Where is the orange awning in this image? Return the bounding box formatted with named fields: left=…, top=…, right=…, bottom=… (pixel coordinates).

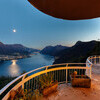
left=28, top=0, right=100, bottom=20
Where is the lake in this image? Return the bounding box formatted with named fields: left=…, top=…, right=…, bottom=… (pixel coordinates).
left=0, top=53, right=54, bottom=77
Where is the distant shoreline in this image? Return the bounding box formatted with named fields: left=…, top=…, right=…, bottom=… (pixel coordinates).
left=0, top=53, right=38, bottom=61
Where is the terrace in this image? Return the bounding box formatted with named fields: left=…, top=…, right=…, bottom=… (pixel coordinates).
left=0, top=56, right=100, bottom=100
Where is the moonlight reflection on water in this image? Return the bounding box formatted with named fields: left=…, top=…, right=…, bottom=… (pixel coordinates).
left=9, top=60, right=20, bottom=77
left=0, top=53, right=54, bottom=77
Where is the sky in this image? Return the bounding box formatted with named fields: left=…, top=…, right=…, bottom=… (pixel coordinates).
left=0, top=0, right=100, bottom=49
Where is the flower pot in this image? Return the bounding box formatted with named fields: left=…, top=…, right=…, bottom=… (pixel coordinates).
left=70, top=75, right=91, bottom=88
left=42, top=82, right=58, bottom=96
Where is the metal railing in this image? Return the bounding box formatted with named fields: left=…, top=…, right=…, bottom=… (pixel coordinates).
left=87, top=55, right=100, bottom=65
left=0, top=58, right=95, bottom=100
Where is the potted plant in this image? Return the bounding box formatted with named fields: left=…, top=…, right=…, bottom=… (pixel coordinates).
left=39, top=73, right=58, bottom=96
left=10, top=88, right=42, bottom=100
left=70, top=71, right=91, bottom=88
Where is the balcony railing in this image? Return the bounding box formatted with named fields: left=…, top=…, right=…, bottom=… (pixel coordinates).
left=87, top=55, right=100, bottom=64
left=1, top=55, right=99, bottom=100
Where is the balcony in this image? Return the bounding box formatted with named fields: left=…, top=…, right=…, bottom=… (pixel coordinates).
left=0, top=56, right=100, bottom=100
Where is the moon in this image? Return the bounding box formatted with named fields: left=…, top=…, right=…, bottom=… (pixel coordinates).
left=13, top=29, right=16, bottom=33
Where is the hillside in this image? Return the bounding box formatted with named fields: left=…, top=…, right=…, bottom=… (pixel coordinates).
left=54, top=40, right=100, bottom=64
left=0, top=42, right=39, bottom=55
left=40, top=45, right=69, bottom=56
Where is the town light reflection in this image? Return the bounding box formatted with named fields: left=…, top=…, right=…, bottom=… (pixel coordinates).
left=9, top=60, right=20, bottom=77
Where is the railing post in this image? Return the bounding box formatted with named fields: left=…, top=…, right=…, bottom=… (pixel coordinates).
left=22, top=74, right=26, bottom=89
left=90, top=65, right=92, bottom=78
left=46, top=66, right=48, bottom=75
left=95, top=56, right=96, bottom=64
left=90, top=57, right=92, bottom=63
left=91, top=57, right=93, bottom=63
left=66, top=64, right=68, bottom=83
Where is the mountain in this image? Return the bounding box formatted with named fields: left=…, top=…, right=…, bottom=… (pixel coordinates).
left=0, top=42, right=39, bottom=55
left=54, top=40, right=100, bottom=64
left=40, top=45, right=69, bottom=56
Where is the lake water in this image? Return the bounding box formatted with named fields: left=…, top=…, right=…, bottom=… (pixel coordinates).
left=0, top=53, right=54, bottom=77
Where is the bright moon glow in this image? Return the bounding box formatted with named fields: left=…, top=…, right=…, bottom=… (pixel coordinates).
left=9, top=60, right=20, bottom=77
left=13, top=29, right=16, bottom=33
left=12, top=60, right=17, bottom=65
